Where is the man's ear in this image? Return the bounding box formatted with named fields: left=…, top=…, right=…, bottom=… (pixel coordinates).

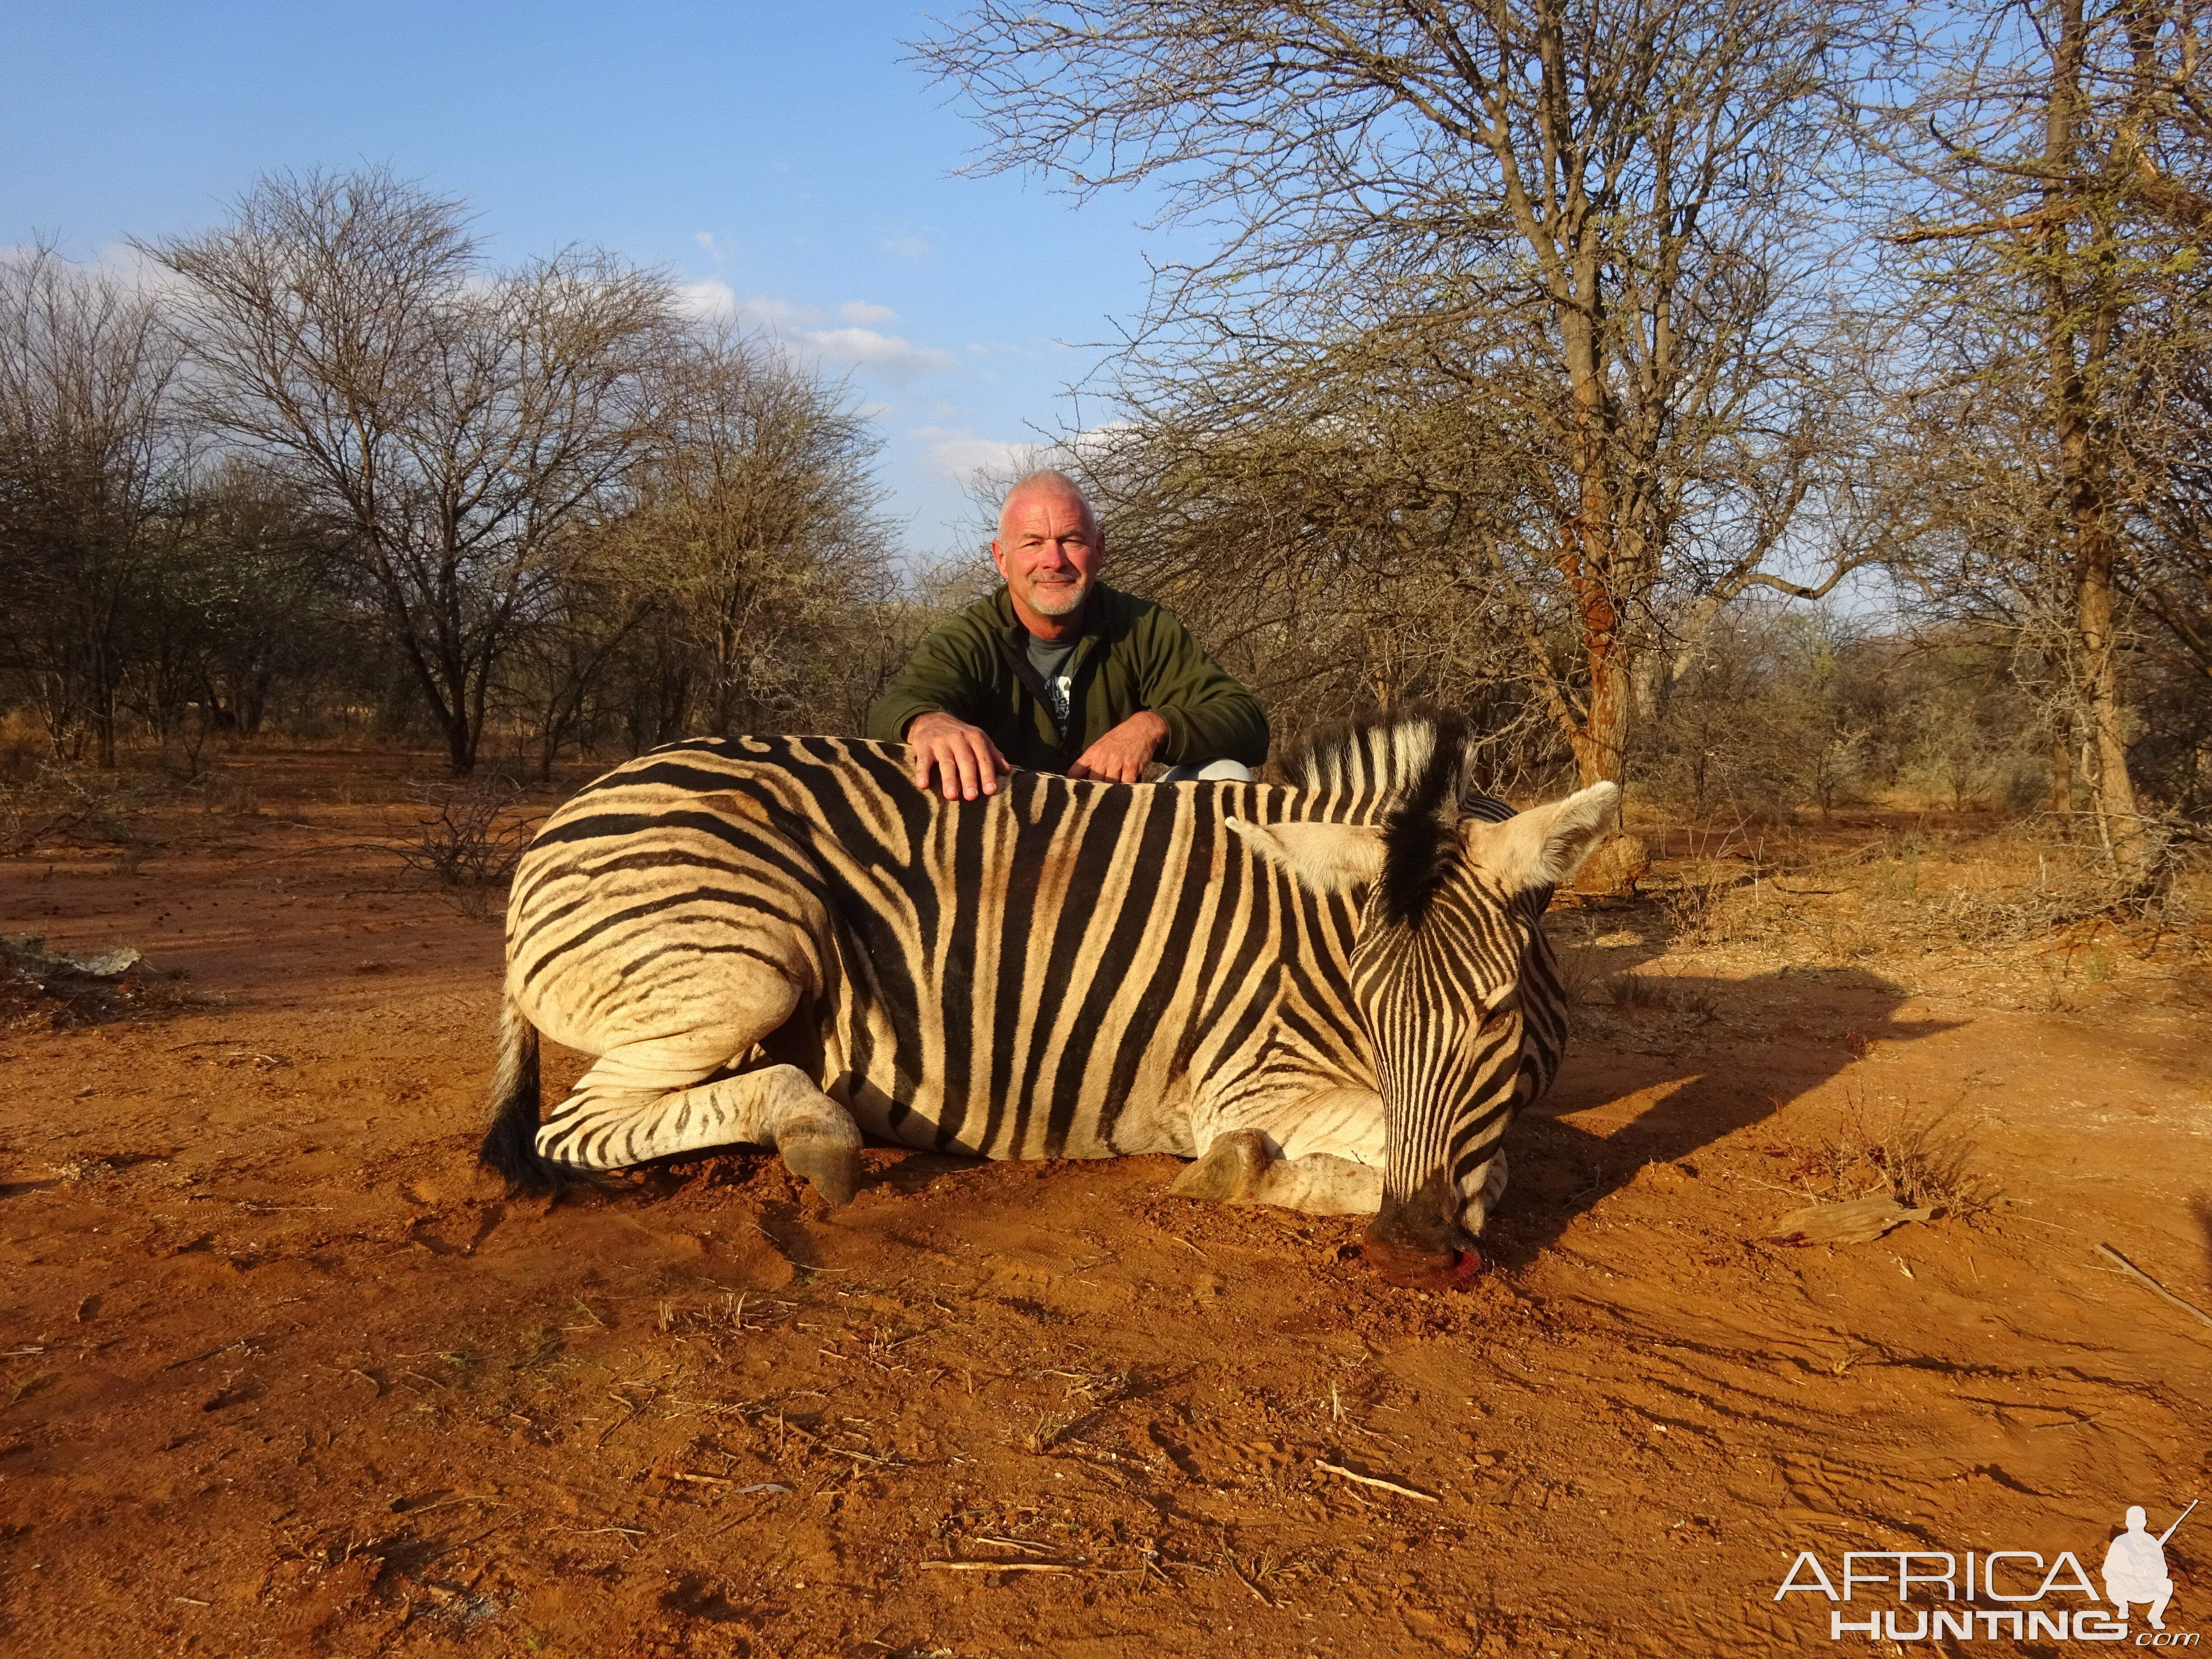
left=1227, top=818, right=1386, bottom=895
left=1467, top=783, right=1620, bottom=890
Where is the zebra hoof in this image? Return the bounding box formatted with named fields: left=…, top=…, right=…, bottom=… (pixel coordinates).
left=782, top=1139, right=858, bottom=1207
left=1169, top=1128, right=1269, bottom=1204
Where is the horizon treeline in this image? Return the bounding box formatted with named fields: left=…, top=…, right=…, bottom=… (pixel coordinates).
left=5, top=0, right=2211, bottom=888
left=0, top=171, right=914, bottom=786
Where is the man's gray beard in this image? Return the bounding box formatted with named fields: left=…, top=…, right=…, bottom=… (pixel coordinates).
left=1028, top=577, right=1087, bottom=617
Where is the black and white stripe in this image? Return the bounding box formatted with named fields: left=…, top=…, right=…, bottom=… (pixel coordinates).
left=481, top=710, right=1615, bottom=1279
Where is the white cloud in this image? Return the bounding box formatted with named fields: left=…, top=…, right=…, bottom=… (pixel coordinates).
left=675, top=284, right=956, bottom=384
left=906, top=420, right=1138, bottom=492
left=807, top=326, right=959, bottom=380
left=884, top=234, right=933, bottom=262
left=912, top=425, right=1033, bottom=483
left=677, top=277, right=742, bottom=321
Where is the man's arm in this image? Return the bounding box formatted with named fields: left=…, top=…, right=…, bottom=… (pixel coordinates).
left=866, top=620, right=981, bottom=744
left=866, top=618, right=1012, bottom=799
left=1131, top=607, right=1270, bottom=768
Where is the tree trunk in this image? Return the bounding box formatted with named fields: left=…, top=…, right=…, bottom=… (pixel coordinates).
left=89, top=633, right=117, bottom=769
left=1570, top=636, right=1634, bottom=787
left=1558, top=496, right=1635, bottom=787
left=2043, top=0, right=2151, bottom=884
left=2075, top=539, right=2148, bottom=873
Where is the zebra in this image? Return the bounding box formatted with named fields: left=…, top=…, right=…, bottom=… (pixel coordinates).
left=481, top=709, right=1617, bottom=1289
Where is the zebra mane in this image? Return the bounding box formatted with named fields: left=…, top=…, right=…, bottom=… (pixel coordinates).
left=1279, top=708, right=1471, bottom=924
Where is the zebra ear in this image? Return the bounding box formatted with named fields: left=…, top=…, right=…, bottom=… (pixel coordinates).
left=1470, top=783, right=1621, bottom=890
left=1226, top=817, right=1387, bottom=895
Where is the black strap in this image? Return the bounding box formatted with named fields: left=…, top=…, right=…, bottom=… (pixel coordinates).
left=995, top=623, right=1098, bottom=767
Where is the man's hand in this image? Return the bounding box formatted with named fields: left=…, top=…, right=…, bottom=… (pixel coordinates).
left=906, top=711, right=1011, bottom=801
left=1068, top=710, right=1170, bottom=783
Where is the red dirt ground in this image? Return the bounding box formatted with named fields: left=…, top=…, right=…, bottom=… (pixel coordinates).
left=2, top=753, right=2208, bottom=1658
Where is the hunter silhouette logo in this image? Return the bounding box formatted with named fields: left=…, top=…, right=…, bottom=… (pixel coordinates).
left=2107, top=1502, right=2196, bottom=1632
left=1773, top=1497, right=2199, bottom=1643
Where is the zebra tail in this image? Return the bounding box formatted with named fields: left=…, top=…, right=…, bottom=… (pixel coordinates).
left=478, top=988, right=562, bottom=1193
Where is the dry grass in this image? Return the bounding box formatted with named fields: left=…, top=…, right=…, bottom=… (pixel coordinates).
left=1020, top=1411, right=1073, bottom=1454
left=1627, top=809, right=2210, bottom=986
left=1772, top=1098, right=2001, bottom=1218
left=0, top=764, right=145, bottom=858
left=1550, top=914, right=1612, bottom=1006
left=1603, top=970, right=1720, bottom=1026
left=1606, top=970, right=1662, bottom=1010
left=1873, top=1116, right=2001, bottom=1216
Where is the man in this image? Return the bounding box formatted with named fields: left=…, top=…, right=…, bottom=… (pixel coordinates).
left=867, top=469, right=1268, bottom=799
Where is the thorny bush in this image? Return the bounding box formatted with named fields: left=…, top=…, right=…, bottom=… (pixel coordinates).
left=387, top=777, right=539, bottom=919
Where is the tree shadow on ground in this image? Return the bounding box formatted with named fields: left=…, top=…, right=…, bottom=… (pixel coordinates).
left=1482, top=964, right=1966, bottom=1269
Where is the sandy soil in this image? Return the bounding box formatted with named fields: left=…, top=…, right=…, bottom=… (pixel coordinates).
left=2, top=753, right=2209, bottom=1658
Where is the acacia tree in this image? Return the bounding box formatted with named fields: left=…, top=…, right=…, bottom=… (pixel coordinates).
left=623, top=330, right=898, bottom=738
left=917, top=0, right=1884, bottom=785
left=0, top=245, right=181, bottom=766
left=146, top=168, right=678, bottom=773
left=500, top=331, right=904, bottom=771
left=2131, top=342, right=2212, bottom=685
left=1049, top=348, right=1568, bottom=773
left=2123, top=265, right=2212, bottom=820
left=1879, top=0, right=2212, bottom=881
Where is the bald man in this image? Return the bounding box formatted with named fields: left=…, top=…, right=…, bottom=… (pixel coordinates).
left=867, top=469, right=1269, bottom=799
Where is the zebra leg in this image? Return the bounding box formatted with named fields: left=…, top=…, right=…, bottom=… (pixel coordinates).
left=1170, top=1089, right=1386, bottom=1216
left=537, top=1041, right=862, bottom=1204
left=1170, top=1128, right=1381, bottom=1214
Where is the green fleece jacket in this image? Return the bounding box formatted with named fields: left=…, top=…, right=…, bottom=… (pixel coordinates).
left=866, top=584, right=1269, bottom=773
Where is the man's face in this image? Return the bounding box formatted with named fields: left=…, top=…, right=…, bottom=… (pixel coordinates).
left=992, top=487, right=1103, bottom=622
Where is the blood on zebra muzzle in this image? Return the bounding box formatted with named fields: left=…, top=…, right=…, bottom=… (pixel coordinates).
left=1362, top=1168, right=1485, bottom=1290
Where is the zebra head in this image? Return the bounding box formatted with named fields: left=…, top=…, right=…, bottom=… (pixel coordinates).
left=1230, top=718, right=1618, bottom=1289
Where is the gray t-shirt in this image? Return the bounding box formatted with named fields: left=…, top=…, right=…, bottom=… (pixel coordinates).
left=1026, top=631, right=1079, bottom=735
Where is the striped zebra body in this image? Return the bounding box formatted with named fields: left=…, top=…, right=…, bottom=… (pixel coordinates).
left=487, top=712, right=1617, bottom=1288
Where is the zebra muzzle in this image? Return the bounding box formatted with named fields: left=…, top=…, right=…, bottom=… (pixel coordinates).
left=1363, top=1170, right=1481, bottom=1291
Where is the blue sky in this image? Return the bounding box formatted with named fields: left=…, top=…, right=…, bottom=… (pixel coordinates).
left=2, top=0, right=1186, bottom=557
